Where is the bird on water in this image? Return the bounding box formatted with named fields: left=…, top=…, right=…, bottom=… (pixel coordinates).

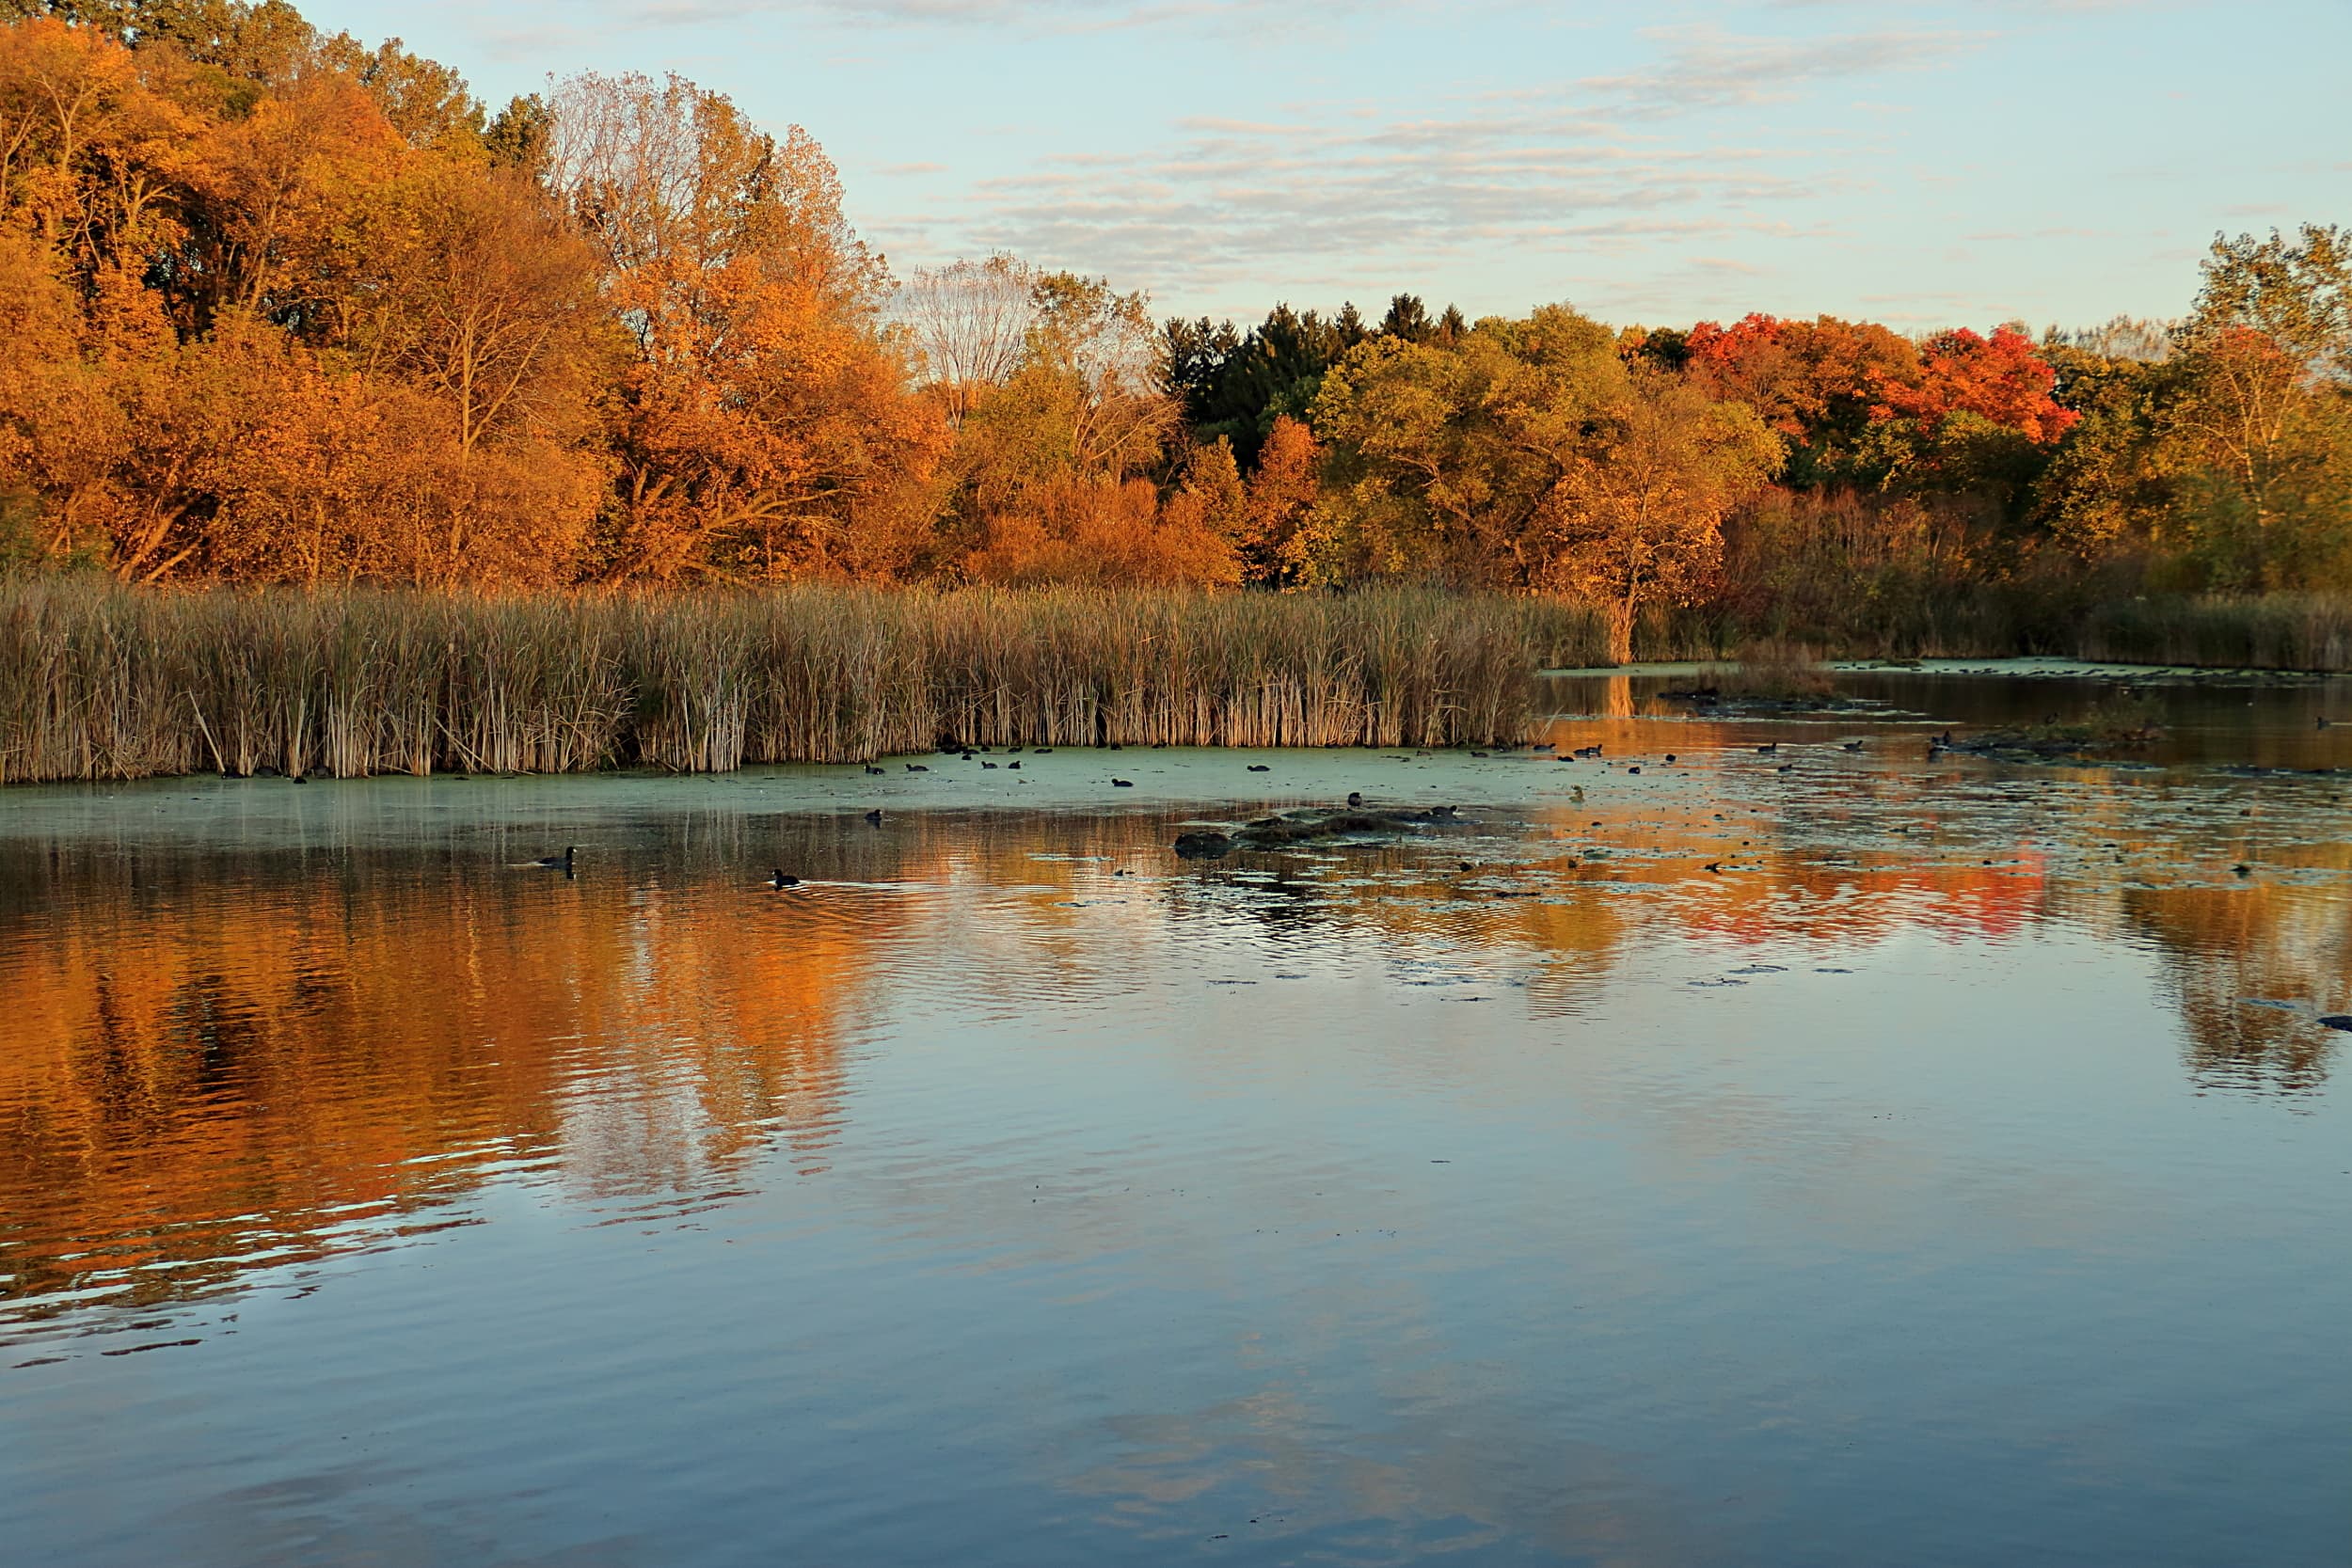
left=865, top=809, right=883, bottom=825
left=771, top=869, right=800, bottom=889
left=532, top=847, right=576, bottom=871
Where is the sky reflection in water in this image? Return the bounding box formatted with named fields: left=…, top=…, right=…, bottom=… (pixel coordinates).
left=1, top=676, right=2348, bottom=1567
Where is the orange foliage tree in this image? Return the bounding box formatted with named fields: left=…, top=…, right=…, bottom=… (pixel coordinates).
left=549, top=71, right=941, bottom=582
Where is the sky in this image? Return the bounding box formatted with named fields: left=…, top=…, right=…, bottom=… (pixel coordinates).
left=294, top=0, right=2352, bottom=332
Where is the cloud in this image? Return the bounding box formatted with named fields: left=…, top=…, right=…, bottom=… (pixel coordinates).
left=575, top=0, right=1481, bottom=39
left=871, top=26, right=1961, bottom=309
left=1576, top=24, right=1983, bottom=115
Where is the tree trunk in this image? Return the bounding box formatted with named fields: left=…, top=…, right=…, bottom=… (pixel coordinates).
left=1606, top=596, right=1636, bottom=666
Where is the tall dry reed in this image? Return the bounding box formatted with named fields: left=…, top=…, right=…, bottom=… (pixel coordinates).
left=0, top=581, right=1609, bottom=784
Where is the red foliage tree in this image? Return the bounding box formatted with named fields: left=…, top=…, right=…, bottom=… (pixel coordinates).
left=1870, top=326, right=2078, bottom=443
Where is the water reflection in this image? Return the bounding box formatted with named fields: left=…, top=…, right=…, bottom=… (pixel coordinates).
left=3, top=737, right=2344, bottom=1334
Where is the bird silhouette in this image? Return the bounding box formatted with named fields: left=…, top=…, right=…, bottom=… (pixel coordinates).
left=1111, top=778, right=1135, bottom=787
left=1248, top=764, right=1270, bottom=772
left=865, top=809, right=883, bottom=825
left=1756, top=742, right=1778, bottom=754
left=1346, top=791, right=1364, bottom=807
left=864, top=765, right=885, bottom=775
left=771, top=869, right=799, bottom=889
left=905, top=763, right=929, bottom=772
left=532, top=847, right=575, bottom=871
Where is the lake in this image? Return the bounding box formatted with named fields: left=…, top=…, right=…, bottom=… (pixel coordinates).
left=3, top=664, right=2348, bottom=1566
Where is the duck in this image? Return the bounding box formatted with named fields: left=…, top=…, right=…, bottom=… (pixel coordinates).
left=1247, top=764, right=1271, bottom=772
left=1663, top=753, right=1677, bottom=764
left=864, top=765, right=886, bottom=776
left=1346, top=791, right=1364, bottom=807
left=865, top=809, right=883, bottom=825
left=1007, top=761, right=1021, bottom=769
left=771, top=869, right=800, bottom=889
left=532, top=847, right=576, bottom=871
left=905, top=763, right=929, bottom=772
left=1756, top=742, right=1778, bottom=755
left=1111, top=778, right=1135, bottom=787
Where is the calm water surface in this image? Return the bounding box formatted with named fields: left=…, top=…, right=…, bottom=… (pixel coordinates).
left=3, top=671, right=2349, bottom=1567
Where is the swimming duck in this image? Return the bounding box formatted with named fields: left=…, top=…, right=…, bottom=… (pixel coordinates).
left=532, top=847, right=576, bottom=871
left=771, top=869, right=800, bottom=889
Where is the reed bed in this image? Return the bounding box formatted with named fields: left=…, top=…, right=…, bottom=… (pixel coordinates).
left=1639, top=590, right=2352, bottom=670
left=0, top=581, right=1609, bottom=784
left=2077, top=595, right=2352, bottom=672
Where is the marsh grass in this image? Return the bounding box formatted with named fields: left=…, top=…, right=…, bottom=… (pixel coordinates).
left=1644, top=587, right=2352, bottom=670
left=0, top=582, right=1609, bottom=784
left=2078, top=595, right=2352, bottom=672
left=1698, top=638, right=1837, bottom=701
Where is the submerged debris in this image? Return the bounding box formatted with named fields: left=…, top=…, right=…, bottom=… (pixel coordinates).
left=1172, top=805, right=1469, bottom=860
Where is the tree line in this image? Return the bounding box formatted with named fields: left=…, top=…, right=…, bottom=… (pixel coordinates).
left=1, top=2, right=2346, bottom=653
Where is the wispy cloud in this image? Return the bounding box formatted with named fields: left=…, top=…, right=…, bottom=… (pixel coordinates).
left=1578, top=24, right=1982, bottom=114
left=574, top=0, right=1483, bottom=39
left=876, top=25, right=1964, bottom=307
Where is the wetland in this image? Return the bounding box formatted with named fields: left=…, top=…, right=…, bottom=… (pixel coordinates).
left=2, top=663, right=2348, bottom=1567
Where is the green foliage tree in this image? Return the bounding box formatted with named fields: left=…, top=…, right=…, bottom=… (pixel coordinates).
left=1311, top=305, right=1777, bottom=654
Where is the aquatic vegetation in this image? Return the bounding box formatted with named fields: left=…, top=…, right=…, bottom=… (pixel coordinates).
left=1702, top=638, right=1838, bottom=701
left=0, top=580, right=1607, bottom=783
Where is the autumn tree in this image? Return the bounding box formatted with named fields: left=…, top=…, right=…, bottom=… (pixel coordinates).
left=1536, top=370, right=1779, bottom=660
left=1313, top=306, right=1775, bottom=654
left=1235, top=414, right=1321, bottom=587
left=2148, top=225, right=2352, bottom=587
left=548, top=70, right=939, bottom=580
left=1311, top=305, right=1623, bottom=585
left=899, top=253, right=1035, bottom=427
